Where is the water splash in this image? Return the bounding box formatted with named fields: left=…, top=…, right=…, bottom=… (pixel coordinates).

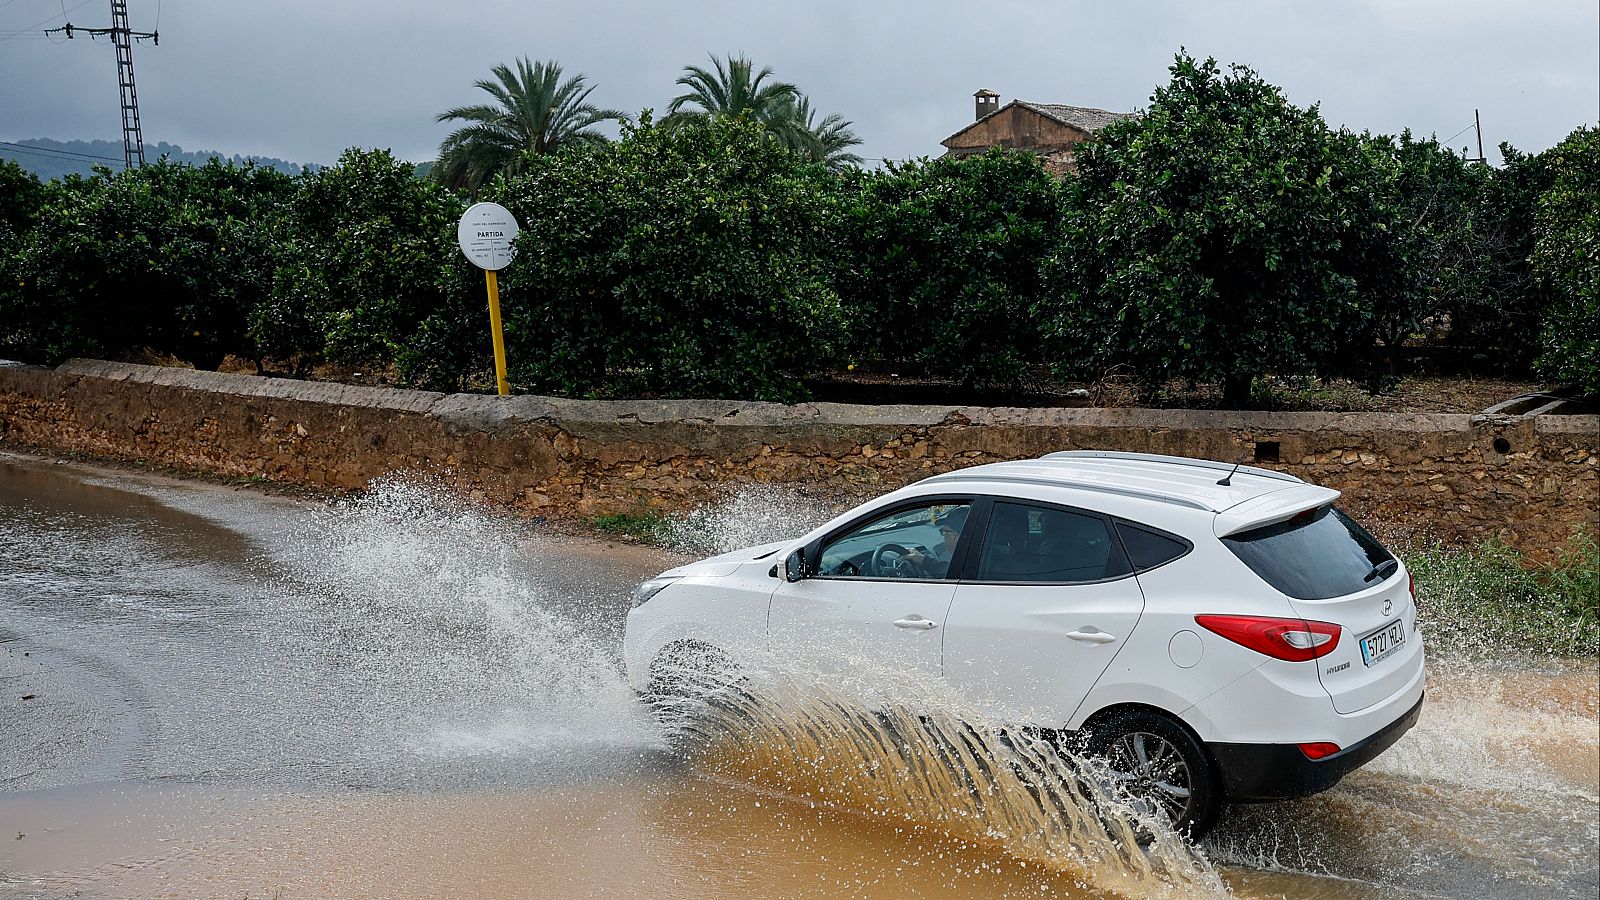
left=1205, top=662, right=1600, bottom=897
left=657, top=484, right=838, bottom=556
left=653, top=663, right=1230, bottom=899
left=1394, top=534, right=1599, bottom=661
left=291, top=479, right=1228, bottom=894
left=1370, top=660, right=1599, bottom=798
left=266, top=475, right=658, bottom=773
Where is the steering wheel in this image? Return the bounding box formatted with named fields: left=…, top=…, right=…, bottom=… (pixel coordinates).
left=870, top=542, right=918, bottom=578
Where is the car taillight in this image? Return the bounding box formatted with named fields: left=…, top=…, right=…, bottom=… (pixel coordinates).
left=1194, top=614, right=1342, bottom=662
left=1409, top=573, right=1418, bottom=610
left=1298, top=741, right=1342, bottom=760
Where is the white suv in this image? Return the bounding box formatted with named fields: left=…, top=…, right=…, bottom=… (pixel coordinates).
left=623, top=451, right=1425, bottom=836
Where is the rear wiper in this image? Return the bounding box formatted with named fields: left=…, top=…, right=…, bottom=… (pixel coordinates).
left=1363, top=558, right=1400, bottom=583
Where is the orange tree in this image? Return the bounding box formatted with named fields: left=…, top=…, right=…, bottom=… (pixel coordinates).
left=835, top=149, right=1061, bottom=390
left=0, top=161, right=48, bottom=357
left=251, top=148, right=469, bottom=379
left=3, top=159, right=293, bottom=369
left=1531, top=126, right=1600, bottom=393
left=488, top=113, right=843, bottom=401
left=1337, top=131, right=1498, bottom=390
left=1043, top=54, right=1385, bottom=404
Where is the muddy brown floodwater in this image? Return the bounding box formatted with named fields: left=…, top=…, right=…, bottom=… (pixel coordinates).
left=0, top=452, right=1595, bottom=899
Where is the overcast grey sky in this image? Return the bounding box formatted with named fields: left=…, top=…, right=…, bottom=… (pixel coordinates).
left=2, top=1, right=1596, bottom=167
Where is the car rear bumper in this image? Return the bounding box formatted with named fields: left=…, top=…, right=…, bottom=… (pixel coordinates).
left=1207, top=692, right=1424, bottom=801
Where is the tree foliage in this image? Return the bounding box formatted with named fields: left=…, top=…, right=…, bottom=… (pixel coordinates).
left=433, top=58, right=625, bottom=194
left=1530, top=126, right=1600, bottom=392
left=252, top=148, right=471, bottom=380
left=669, top=55, right=862, bottom=173
left=489, top=114, right=844, bottom=400
left=774, top=96, right=864, bottom=172
left=1043, top=54, right=1376, bottom=403
left=668, top=55, right=800, bottom=126
left=2, top=160, right=293, bottom=369
left=838, top=150, right=1060, bottom=388
left=0, top=160, right=45, bottom=237
left=1337, top=131, right=1494, bottom=388
left=1459, top=142, right=1559, bottom=368
left=0, top=161, right=47, bottom=357
left=1, top=54, right=1593, bottom=406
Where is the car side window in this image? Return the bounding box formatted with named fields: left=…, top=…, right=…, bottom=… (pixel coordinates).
left=1115, top=521, right=1192, bottom=571
left=975, top=501, right=1126, bottom=583
left=817, top=502, right=973, bottom=580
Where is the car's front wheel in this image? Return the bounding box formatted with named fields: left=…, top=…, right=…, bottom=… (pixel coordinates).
left=1081, top=708, right=1220, bottom=839
left=645, top=640, right=740, bottom=704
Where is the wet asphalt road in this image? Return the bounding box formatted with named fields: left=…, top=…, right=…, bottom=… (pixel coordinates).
left=1, top=453, right=1596, bottom=899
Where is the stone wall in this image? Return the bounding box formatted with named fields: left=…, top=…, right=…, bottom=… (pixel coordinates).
left=1, top=360, right=1595, bottom=556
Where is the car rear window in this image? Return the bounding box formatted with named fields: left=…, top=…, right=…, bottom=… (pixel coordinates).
left=1222, top=505, right=1396, bottom=600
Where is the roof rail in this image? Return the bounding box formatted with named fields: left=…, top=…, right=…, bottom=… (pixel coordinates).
left=1041, top=450, right=1304, bottom=484
left=921, top=471, right=1214, bottom=512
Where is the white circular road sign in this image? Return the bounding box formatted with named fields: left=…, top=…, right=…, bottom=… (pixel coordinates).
left=456, top=202, right=521, bottom=271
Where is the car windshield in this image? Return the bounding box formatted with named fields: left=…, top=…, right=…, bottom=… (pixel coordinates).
left=1222, top=505, right=1396, bottom=600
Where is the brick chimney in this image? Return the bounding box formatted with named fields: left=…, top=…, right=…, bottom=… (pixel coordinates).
left=974, top=89, right=1000, bottom=121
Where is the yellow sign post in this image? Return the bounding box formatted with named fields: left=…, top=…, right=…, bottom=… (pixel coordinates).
left=456, top=202, right=521, bottom=397
left=484, top=270, right=510, bottom=396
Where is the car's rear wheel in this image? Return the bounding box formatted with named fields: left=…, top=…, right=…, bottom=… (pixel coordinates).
left=1081, top=708, right=1220, bottom=839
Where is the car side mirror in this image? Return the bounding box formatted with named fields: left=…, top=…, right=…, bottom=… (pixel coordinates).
left=784, top=548, right=808, bottom=582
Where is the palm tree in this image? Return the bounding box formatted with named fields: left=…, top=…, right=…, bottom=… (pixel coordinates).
left=778, top=96, right=864, bottom=171
left=667, top=55, right=799, bottom=127
left=669, top=56, right=863, bottom=171
left=434, top=58, right=625, bottom=192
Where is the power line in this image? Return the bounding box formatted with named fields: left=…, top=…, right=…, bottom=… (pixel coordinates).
left=0, top=140, right=127, bottom=164
left=0, top=0, right=95, bottom=40
left=1440, top=122, right=1476, bottom=146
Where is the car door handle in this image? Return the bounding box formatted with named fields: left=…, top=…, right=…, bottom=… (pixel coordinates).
left=1066, top=629, right=1117, bottom=644
left=894, top=617, right=939, bottom=630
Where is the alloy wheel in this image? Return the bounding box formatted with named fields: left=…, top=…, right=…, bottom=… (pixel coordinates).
left=1105, top=730, right=1194, bottom=824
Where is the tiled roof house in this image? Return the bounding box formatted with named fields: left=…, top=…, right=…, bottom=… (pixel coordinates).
left=941, top=89, right=1134, bottom=174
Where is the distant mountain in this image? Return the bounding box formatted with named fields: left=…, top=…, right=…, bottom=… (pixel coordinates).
left=0, top=138, right=321, bottom=181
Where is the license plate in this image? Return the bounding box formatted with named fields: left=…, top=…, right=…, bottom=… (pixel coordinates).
left=1359, top=619, right=1406, bottom=667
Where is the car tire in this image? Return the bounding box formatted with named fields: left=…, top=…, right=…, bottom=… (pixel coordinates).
left=645, top=641, right=744, bottom=706
left=1080, top=708, right=1221, bottom=840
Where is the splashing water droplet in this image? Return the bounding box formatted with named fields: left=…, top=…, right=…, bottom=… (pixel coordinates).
left=649, top=657, right=1230, bottom=899
left=658, top=484, right=839, bottom=556
left=265, top=475, right=660, bottom=781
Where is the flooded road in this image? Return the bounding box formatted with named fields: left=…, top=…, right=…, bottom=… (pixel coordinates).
left=1, top=453, right=1595, bottom=899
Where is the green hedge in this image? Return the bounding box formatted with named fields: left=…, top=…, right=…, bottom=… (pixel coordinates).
left=837, top=151, right=1061, bottom=389
left=1, top=56, right=1595, bottom=400
left=1530, top=127, right=1600, bottom=394
left=488, top=115, right=843, bottom=401
left=2, top=159, right=293, bottom=370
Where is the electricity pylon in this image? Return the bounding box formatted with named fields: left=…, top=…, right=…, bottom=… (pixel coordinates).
left=45, top=1, right=160, bottom=169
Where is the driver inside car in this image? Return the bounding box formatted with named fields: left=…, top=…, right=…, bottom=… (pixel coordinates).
left=902, top=506, right=968, bottom=577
